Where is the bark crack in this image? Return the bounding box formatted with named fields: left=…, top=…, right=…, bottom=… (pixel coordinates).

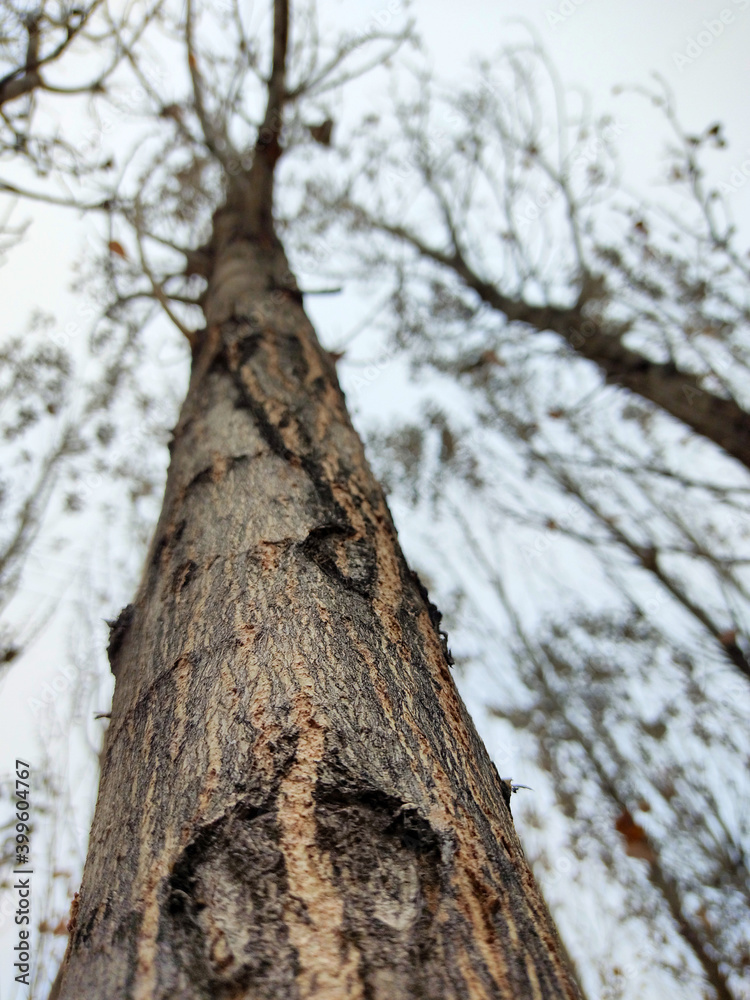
left=106, top=603, right=136, bottom=675
left=224, top=360, right=296, bottom=464
left=298, top=522, right=377, bottom=599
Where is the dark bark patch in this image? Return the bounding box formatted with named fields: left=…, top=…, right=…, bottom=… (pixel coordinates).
left=70, top=897, right=97, bottom=949
left=235, top=331, right=263, bottom=368
left=299, top=522, right=377, bottom=598
left=227, top=367, right=295, bottom=464
left=268, top=282, right=304, bottom=305
left=173, top=559, right=198, bottom=594
left=185, top=465, right=216, bottom=492
left=408, top=570, right=454, bottom=666
left=106, top=603, right=135, bottom=673
left=279, top=332, right=309, bottom=383
left=313, top=782, right=448, bottom=997
left=150, top=533, right=168, bottom=569
left=162, top=798, right=299, bottom=999
left=298, top=454, right=340, bottom=510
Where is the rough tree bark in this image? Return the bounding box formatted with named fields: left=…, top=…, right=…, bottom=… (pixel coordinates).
left=54, top=3, right=581, bottom=997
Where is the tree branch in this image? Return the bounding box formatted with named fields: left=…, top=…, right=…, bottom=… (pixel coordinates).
left=349, top=199, right=750, bottom=472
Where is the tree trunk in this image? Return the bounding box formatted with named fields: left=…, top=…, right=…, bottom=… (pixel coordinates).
left=54, top=182, right=581, bottom=997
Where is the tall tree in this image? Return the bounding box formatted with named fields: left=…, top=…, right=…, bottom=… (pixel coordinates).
left=53, top=4, right=580, bottom=997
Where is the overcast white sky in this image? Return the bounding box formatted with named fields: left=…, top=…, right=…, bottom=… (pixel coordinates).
left=0, top=0, right=748, bottom=995
left=419, top=0, right=750, bottom=207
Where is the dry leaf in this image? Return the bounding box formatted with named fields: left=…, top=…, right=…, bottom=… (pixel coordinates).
left=615, top=809, right=655, bottom=862
left=108, top=240, right=127, bottom=259
left=625, top=839, right=656, bottom=863
left=479, top=349, right=503, bottom=367
left=160, top=103, right=182, bottom=122
left=309, top=118, right=334, bottom=146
